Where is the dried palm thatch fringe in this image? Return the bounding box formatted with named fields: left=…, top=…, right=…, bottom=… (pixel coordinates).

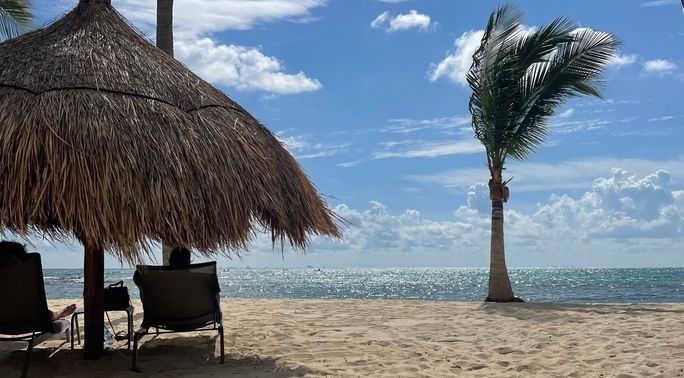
left=0, top=0, right=341, bottom=264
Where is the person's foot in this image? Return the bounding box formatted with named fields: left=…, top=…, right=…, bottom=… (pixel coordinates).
left=50, top=304, right=77, bottom=320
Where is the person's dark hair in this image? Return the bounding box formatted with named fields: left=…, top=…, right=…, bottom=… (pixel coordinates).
left=169, top=247, right=191, bottom=266
left=0, top=240, right=28, bottom=265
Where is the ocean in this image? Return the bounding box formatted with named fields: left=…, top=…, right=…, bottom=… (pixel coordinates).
left=42, top=267, right=684, bottom=303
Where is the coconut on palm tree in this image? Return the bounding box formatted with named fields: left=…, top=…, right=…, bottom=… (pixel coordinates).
left=0, top=0, right=32, bottom=40
left=467, top=4, right=619, bottom=302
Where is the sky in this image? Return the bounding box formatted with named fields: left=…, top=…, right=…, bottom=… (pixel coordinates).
left=17, top=0, right=684, bottom=268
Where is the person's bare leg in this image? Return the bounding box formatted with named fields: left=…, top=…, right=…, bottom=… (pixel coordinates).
left=49, top=304, right=77, bottom=321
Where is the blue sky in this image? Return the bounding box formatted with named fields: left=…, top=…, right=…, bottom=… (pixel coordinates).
left=22, top=0, right=684, bottom=268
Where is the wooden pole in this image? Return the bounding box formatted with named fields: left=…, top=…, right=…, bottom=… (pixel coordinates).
left=83, top=242, right=104, bottom=359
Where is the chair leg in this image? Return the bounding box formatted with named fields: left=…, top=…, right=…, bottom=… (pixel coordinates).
left=127, top=311, right=133, bottom=350
left=130, top=332, right=140, bottom=372
left=218, top=326, right=225, bottom=364
left=75, top=314, right=81, bottom=346
left=21, top=334, right=35, bottom=378
left=131, top=329, right=148, bottom=372
left=70, top=315, right=75, bottom=350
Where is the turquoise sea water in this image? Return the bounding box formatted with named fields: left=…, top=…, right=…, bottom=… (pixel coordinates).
left=43, top=267, right=684, bottom=303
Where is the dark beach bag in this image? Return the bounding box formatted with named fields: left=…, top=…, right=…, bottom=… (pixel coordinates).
left=104, top=281, right=130, bottom=311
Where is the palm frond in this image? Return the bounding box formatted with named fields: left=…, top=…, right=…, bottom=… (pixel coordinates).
left=504, top=28, right=620, bottom=160
left=0, top=0, right=32, bottom=40
left=468, top=4, right=620, bottom=166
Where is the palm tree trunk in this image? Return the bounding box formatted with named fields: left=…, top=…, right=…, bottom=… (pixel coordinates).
left=486, top=172, right=518, bottom=302
left=156, top=0, right=174, bottom=56
left=157, top=0, right=174, bottom=264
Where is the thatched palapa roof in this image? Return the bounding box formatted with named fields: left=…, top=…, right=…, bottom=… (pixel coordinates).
left=0, top=0, right=340, bottom=262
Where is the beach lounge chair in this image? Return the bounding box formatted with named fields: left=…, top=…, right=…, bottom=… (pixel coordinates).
left=131, top=261, right=224, bottom=371
left=0, top=253, right=70, bottom=378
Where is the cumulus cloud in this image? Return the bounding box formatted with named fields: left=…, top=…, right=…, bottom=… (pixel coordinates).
left=371, top=10, right=431, bottom=32
left=233, top=167, right=681, bottom=268
left=111, top=0, right=327, bottom=94
left=175, top=38, right=321, bottom=94
left=643, top=59, right=678, bottom=74
left=428, top=30, right=484, bottom=85
left=18, top=169, right=684, bottom=268
left=608, top=53, right=638, bottom=68
left=312, top=168, right=684, bottom=258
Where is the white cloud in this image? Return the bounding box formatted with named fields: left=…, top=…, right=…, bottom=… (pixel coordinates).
left=373, top=139, right=483, bottom=159
left=409, top=156, right=684, bottom=193
left=277, top=133, right=349, bottom=159
left=337, top=161, right=362, bottom=168
left=640, top=0, right=680, bottom=7
left=643, top=59, right=678, bottom=74
left=608, top=53, right=638, bottom=68
left=376, top=0, right=411, bottom=3
left=371, top=10, right=431, bottom=32
left=388, top=10, right=431, bottom=32
left=382, top=116, right=471, bottom=134
left=428, top=30, right=484, bottom=85
left=558, top=108, right=575, bottom=118
left=110, top=1, right=327, bottom=95
left=550, top=118, right=614, bottom=133
left=114, top=0, right=328, bottom=37
left=648, top=115, right=679, bottom=122
left=280, top=168, right=684, bottom=266
left=371, top=11, right=390, bottom=29
left=19, top=169, right=684, bottom=268
left=175, top=38, right=321, bottom=94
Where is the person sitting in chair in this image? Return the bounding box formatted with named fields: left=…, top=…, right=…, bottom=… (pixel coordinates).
left=168, top=247, right=191, bottom=266
left=0, top=240, right=77, bottom=321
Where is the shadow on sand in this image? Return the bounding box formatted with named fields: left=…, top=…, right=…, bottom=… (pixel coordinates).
left=1, top=333, right=326, bottom=377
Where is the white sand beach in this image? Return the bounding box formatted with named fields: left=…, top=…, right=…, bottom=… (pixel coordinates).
left=1, top=299, right=683, bottom=377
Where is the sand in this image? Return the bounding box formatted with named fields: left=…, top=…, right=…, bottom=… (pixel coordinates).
left=1, top=299, right=683, bottom=377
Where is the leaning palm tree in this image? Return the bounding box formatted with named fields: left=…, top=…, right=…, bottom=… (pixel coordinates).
left=467, top=4, right=619, bottom=302
left=0, top=0, right=32, bottom=40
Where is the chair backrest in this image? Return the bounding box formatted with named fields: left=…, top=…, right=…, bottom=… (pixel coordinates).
left=134, top=262, right=220, bottom=331
left=0, top=253, right=51, bottom=335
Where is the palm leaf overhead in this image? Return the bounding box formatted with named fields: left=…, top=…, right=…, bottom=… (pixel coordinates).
left=0, top=0, right=32, bottom=40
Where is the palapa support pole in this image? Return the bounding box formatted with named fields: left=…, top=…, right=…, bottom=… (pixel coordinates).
left=83, top=240, right=105, bottom=359
left=78, top=0, right=109, bottom=357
